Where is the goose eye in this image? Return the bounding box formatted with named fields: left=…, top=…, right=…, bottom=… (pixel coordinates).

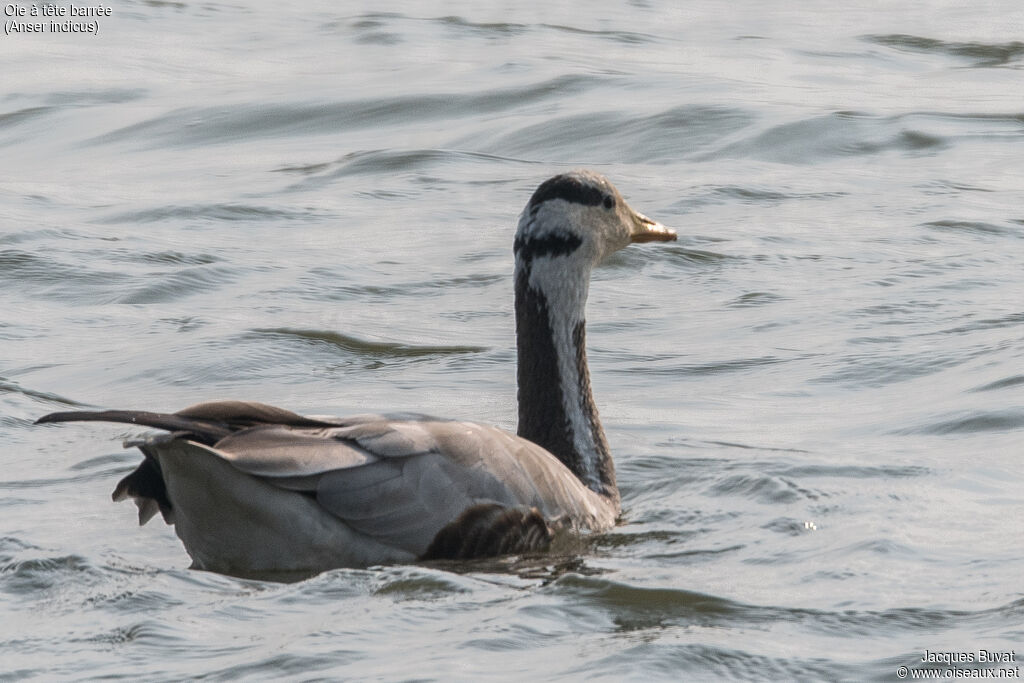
left=602, top=195, right=615, bottom=210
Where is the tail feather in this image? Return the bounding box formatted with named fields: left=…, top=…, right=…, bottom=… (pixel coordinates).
left=112, top=448, right=174, bottom=525
left=36, top=402, right=334, bottom=531
left=35, top=410, right=232, bottom=445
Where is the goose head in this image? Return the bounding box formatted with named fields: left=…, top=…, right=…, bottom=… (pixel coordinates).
left=514, top=169, right=676, bottom=273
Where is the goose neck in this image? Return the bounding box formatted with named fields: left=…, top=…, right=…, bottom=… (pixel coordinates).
left=513, top=252, right=618, bottom=501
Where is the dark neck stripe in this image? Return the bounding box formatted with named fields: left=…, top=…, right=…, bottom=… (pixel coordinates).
left=513, top=230, right=582, bottom=263
left=514, top=270, right=617, bottom=499
left=515, top=271, right=579, bottom=476
left=527, top=174, right=605, bottom=214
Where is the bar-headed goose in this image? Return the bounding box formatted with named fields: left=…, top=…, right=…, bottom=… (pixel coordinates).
left=37, top=170, right=676, bottom=578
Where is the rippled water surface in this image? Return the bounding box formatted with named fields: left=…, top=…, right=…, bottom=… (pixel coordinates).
left=3, top=2, right=1023, bottom=680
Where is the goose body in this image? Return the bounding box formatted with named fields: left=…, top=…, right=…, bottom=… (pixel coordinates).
left=37, top=170, right=676, bottom=577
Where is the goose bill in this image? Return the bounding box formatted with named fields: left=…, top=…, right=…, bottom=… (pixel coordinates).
left=630, top=213, right=677, bottom=243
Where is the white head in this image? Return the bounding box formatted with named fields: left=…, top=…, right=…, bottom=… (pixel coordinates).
left=515, top=169, right=676, bottom=272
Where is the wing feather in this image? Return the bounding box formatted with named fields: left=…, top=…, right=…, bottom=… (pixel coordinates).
left=212, top=425, right=377, bottom=477
left=315, top=454, right=497, bottom=555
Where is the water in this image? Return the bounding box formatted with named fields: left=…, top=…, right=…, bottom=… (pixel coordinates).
left=2, top=1, right=1023, bottom=680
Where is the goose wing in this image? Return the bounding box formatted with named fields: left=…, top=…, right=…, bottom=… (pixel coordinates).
left=208, top=415, right=612, bottom=557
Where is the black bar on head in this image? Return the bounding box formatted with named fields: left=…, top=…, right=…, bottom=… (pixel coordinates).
left=527, top=174, right=605, bottom=213
left=513, top=230, right=582, bottom=263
